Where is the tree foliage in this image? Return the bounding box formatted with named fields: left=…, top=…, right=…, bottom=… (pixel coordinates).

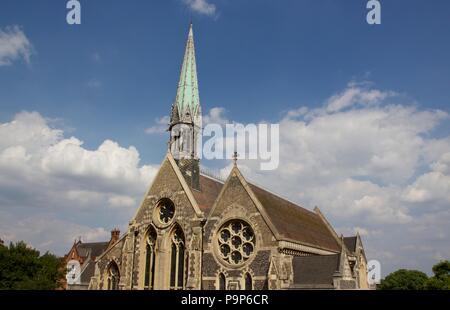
left=425, top=260, right=450, bottom=290
left=378, top=260, right=450, bottom=290
left=378, top=269, right=428, bottom=290
left=0, top=241, right=64, bottom=290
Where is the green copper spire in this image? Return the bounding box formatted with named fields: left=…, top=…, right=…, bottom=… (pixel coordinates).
left=175, top=23, right=200, bottom=119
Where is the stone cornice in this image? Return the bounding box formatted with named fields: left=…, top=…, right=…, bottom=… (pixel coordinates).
left=278, top=240, right=337, bottom=256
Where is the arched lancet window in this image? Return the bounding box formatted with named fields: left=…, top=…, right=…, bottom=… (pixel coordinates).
left=144, top=227, right=157, bottom=290
left=169, top=225, right=185, bottom=290
left=244, top=272, right=252, bottom=290
left=218, top=272, right=226, bottom=290
left=107, top=262, right=120, bottom=290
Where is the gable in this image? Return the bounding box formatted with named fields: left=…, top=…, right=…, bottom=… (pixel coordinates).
left=344, top=236, right=358, bottom=253
left=206, top=168, right=279, bottom=246
left=133, top=153, right=203, bottom=222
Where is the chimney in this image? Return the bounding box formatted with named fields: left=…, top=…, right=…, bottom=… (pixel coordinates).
left=110, top=228, right=120, bottom=244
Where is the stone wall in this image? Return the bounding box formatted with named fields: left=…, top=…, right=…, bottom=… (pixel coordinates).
left=201, top=171, right=277, bottom=290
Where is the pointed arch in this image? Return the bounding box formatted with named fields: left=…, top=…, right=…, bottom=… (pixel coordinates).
left=169, top=224, right=185, bottom=290
left=106, top=261, right=120, bottom=290
left=218, top=272, right=226, bottom=290
left=144, top=226, right=157, bottom=290
left=244, top=272, right=252, bottom=290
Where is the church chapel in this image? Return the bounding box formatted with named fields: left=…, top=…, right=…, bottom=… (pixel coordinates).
left=65, top=24, right=369, bottom=290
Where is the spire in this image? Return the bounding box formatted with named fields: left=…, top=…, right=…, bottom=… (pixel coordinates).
left=168, top=24, right=202, bottom=187
left=174, top=23, right=200, bottom=120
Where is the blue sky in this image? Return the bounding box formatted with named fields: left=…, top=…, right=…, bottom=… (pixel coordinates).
left=1, top=0, right=450, bottom=277
left=2, top=0, right=450, bottom=162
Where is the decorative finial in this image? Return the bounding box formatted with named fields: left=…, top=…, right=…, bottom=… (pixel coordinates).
left=232, top=151, right=238, bottom=166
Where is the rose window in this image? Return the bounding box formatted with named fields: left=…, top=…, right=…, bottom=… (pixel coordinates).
left=157, top=199, right=175, bottom=224
left=217, top=220, right=255, bottom=265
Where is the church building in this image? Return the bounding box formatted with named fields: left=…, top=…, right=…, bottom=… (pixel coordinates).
left=80, top=24, right=368, bottom=290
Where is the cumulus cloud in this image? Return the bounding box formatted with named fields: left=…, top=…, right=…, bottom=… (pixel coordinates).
left=0, top=210, right=110, bottom=255
left=0, top=111, right=158, bottom=255
left=145, top=116, right=170, bottom=134
left=325, top=83, right=394, bottom=113
left=403, top=152, right=450, bottom=204
left=1, top=81, right=449, bottom=276
left=0, top=25, right=33, bottom=66
left=202, top=107, right=229, bottom=125
left=227, top=82, right=450, bottom=275
left=183, top=0, right=216, bottom=16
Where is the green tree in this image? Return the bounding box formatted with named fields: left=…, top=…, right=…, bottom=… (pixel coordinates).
left=0, top=241, right=64, bottom=290
left=378, top=269, right=428, bottom=290
left=425, top=260, right=450, bottom=290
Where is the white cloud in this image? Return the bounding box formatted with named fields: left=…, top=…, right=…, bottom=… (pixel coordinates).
left=145, top=116, right=170, bottom=134
left=226, top=82, right=450, bottom=275
left=108, top=195, right=136, bottom=208
left=183, top=0, right=216, bottom=16
left=1, top=81, right=449, bottom=276
left=0, top=25, right=33, bottom=66
left=0, top=210, right=110, bottom=254
left=203, top=107, right=228, bottom=125
left=0, top=111, right=158, bottom=255
left=403, top=151, right=450, bottom=204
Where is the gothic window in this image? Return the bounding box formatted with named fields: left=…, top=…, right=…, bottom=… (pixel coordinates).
left=218, top=273, right=226, bottom=290
left=156, top=198, right=175, bottom=225
left=144, top=227, right=157, bottom=290
left=217, top=220, right=255, bottom=266
left=169, top=226, right=185, bottom=290
left=244, top=273, right=252, bottom=290
left=107, top=262, right=120, bottom=290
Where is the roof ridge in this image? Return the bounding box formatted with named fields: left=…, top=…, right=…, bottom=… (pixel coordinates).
left=78, top=241, right=109, bottom=246
left=199, top=166, right=226, bottom=183
left=199, top=172, right=225, bottom=184
left=247, top=180, right=315, bottom=215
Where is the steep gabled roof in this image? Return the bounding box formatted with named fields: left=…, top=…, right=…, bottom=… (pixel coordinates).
left=184, top=166, right=341, bottom=253
left=343, top=236, right=358, bottom=253
left=249, top=184, right=341, bottom=252
left=189, top=174, right=224, bottom=215
left=79, top=258, right=96, bottom=284
left=76, top=242, right=109, bottom=259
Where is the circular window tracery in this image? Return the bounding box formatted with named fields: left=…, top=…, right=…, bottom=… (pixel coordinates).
left=217, top=220, right=255, bottom=266
left=156, top=199, right=175, bottom=225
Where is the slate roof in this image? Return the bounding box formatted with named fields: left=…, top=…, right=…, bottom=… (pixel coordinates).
left=76, top=242, right=109, bottom=259
left=344, top=236, right=357, bottom=253
left=189, top=173, right=340, bottom=252
left=292, top=254, right=340, bottom=287
left=249, top=184, right=341, bottom=252
left=80, top=260, right=96, bottom=284
left=190, top=174, right=224, bottom=214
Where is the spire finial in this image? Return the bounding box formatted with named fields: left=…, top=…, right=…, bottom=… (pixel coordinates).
left=232, top=151, right=239, bottom=166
